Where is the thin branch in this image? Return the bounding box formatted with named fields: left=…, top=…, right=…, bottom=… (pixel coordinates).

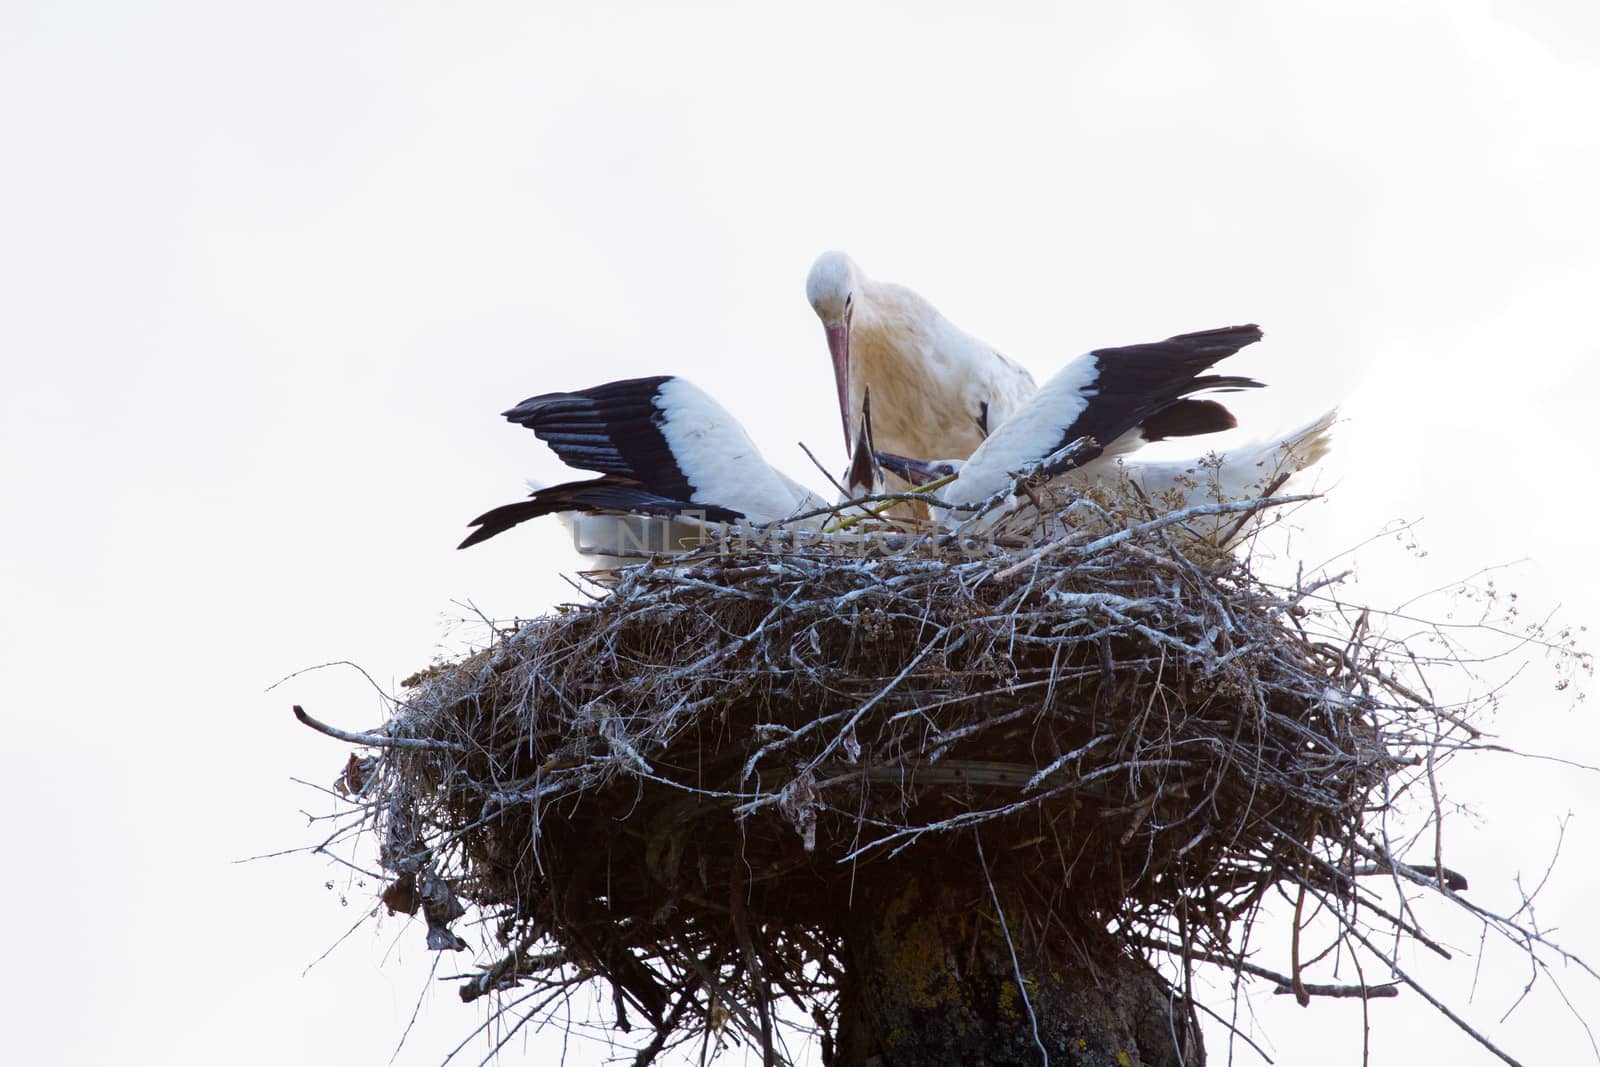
left=977, top=831, right=1048, bottom=1065
left=292, top=705, right=466, bottom=753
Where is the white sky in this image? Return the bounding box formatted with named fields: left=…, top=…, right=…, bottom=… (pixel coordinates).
left=3, top=1, right=1599, bottom=1064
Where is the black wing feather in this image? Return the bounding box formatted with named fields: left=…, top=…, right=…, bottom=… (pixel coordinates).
left=458, top=476, right=743, bottom=550
left=499, top=376, right=696, bottom=501
left=1054, top=325, right=1265, bottom=465
left=1137, top=398, right=1236, bottom=442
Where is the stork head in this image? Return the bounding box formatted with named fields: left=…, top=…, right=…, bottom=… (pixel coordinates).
left=805, top=250, right=861, bottom=451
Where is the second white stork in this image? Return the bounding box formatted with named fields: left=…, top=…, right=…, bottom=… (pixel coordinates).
left=875, top=324, right=1268, bottom=520
left=459, top=376, right=827, bottom=550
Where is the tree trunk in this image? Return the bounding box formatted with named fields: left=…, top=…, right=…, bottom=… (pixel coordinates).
left=836, top=874, right=1200, bottom=1066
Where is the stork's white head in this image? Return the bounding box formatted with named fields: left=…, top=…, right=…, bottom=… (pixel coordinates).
left=805, top=250, right=862, bottom=450
left=805, top=250, right=860, bottom=326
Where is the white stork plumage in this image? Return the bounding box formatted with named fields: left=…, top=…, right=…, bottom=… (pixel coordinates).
left=1103, top=407, right=1339, bottom=543
left=458, top=376, right=828, bottom=551
left=875, top=324, right=1271, bottom=520
left=882, top=408, right=1338, bottom=542
left=1111, top=407, right=1337, bottom=504
left=805, top=251, right=1036, bottom=461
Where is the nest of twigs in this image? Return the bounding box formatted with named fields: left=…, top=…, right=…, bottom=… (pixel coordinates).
left=315, top=486, right=1493, bottom=1061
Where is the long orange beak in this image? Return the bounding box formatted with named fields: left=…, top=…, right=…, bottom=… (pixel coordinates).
left=826, top=321, right=851, bottom=452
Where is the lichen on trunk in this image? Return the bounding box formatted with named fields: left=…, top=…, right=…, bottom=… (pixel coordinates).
left=840, top=873, right=1200, bottom=1066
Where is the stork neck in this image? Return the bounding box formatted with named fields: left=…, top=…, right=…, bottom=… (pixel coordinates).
left=850, top=280, right=936, bottom=373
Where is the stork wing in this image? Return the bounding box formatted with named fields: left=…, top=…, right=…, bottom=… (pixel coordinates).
left=459, top=475, right=742, bottom=549
left=950, top=325, right=1266, bottom=503
left=499, top=375, right=824, bottom=524
left=1047, top=327, right=1265, bottom=461
left=500, top=376, right=699, bottom=500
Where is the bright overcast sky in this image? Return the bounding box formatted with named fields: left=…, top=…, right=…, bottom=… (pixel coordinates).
left=4, top=1, right=1599, bottom=1064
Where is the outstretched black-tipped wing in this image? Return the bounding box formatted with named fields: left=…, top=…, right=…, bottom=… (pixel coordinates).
left=952, top=326, right=1267, bottom=500
left=458, top=476, right=743, bottom=550
left=466, top=374, right=820, bottom=545
left=500, top=376, right=696, bottom=501
left=1056, top=326, right=1265, bottom=461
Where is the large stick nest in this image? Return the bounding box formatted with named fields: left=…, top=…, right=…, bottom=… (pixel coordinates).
left=333, top=492, right=1464, bottom=1057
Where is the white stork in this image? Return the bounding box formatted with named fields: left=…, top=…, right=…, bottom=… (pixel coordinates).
left=458, top=375, right=828, bottom=551
left=875, top=325, right=1272, bottom=522
left=805, top=251, right=1036, bottom=461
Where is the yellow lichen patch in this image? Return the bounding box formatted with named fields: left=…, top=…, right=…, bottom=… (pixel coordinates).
left=996, top=976, right=1019, bottom=1020
left=877, top=888, right=967, bottom=1021
left=1116, top=1051, right=1134, bottom=1067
